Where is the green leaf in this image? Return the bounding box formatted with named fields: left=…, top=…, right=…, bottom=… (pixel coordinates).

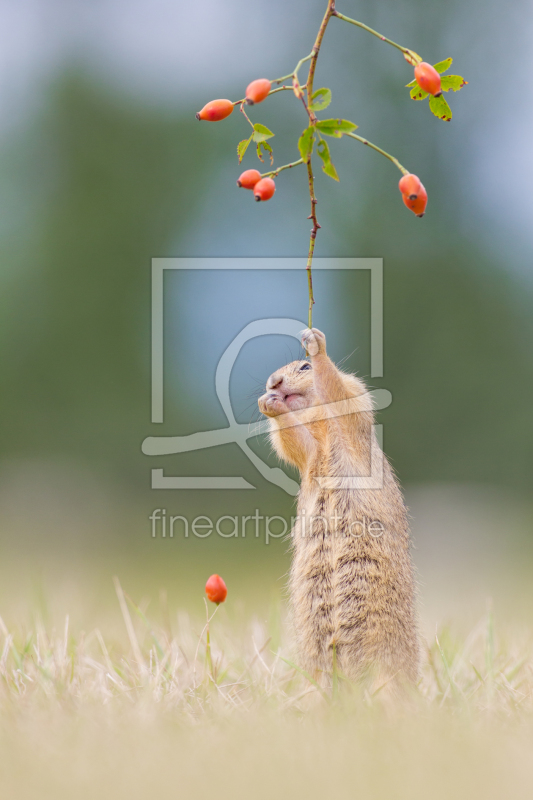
left=440, top=75, right=468, bottom=93
left=410, top=85, right=429, bottom=101
left=315, top=119, right=358, bottom=138
left=309, top=87, right=332, bottom=112
left=252, top=123, right=275, bottom=143
left=405, top=79, right=417, bottom=88
left=298, top=127, right=315, bottom=162
left=237, top=136, right=252, bottom=164
left=433, top=57, right=453, bottom=74
left=316, top=138, right=339, bottom=181
left=429, top=94, right=452, bottom=121
left=256, top=141, right=273, bottom=165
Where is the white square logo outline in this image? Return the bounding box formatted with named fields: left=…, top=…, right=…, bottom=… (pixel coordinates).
left=141, top=258, right=387, bottom=494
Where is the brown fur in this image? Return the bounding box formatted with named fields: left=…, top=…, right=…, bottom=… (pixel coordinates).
left=258, top=328, right=419, bottom=691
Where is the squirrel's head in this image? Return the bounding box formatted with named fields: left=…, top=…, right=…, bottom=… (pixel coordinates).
left=258, top=360, right=316, bottom=417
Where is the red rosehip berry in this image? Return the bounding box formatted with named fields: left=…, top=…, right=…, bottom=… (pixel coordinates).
left=398, top=173, right=422, bottom=200
left=237, top=169, right=262, bottom=189
left=196, top=99, right=234, bottom=122
left=414, top=62, right=442, bottom=97
left=402, top=183, right=428, bottom=217
left=253, top=177, right=276, bottom=202
left=245, top=79, right=271, bottom=105
left=205, top=574, right=227, bottom=604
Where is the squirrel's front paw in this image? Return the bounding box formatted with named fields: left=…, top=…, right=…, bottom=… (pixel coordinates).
left=258, top=392, right=287, bottom=418
left=301, top=327, right=326, bottom=356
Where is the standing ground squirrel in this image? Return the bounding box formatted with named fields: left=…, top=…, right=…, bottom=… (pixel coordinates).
left=258, top=328, right=419, bottom=690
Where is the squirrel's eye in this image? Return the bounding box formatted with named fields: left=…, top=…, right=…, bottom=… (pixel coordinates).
left=299, top=362, right=312, bottom=371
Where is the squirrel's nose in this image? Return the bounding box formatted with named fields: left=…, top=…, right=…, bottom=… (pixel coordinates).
left=266, top=372, right=283, bottom=391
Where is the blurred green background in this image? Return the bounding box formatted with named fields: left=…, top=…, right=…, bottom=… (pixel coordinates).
left=0, top=0, right=532, bottom=634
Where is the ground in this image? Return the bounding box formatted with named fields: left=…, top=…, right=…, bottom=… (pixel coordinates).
left=0, top=575, right=532, bottom=800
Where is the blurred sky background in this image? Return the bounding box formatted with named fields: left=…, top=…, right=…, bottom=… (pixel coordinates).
left=0, top=0, right=532, bottom=634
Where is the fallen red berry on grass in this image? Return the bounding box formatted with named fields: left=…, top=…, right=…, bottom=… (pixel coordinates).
left=245, top=79, right=271, bottom=105
left=414, top=62, right=442, bottom=97
left=196, top=99, right=234, bottom=122
left=205, top=574, right=227, bottom=604
left=399, top=173, right=422, bottom=200
left=253, top=177, right=276, bottom=202
left=237, top=169, right=262, bottom=189
left=402, top=183, right=428, bottom=217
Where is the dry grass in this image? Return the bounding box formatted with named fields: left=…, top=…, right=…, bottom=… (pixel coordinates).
left=0, top=577, right=533, bottom=799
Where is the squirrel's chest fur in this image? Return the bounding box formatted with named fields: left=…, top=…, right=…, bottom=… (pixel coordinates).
left=289, top=445, right=419, bottom=683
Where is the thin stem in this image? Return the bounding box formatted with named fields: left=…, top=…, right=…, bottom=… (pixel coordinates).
left=345, top=131, right=409, bottom=175
left=307, top=1, right=336, bottom=109
left=204, top=599, right=215, bottom=681
left=206, top=622, right=214, bottom=677
left=333, top=11, right=411, bottom=57
left=261, top=158, right=305, bottom=179
left=268, top=85, right=295, bottom=97
left=302, top=0, right=336, bottom=330
left=306, top=160, right=320, bottom=331
left=239, top=103, right=254, bottom=129
left=232, top=84, right=301, bottom=106
left=299, top=92, right=315, bottom=122
left=272, top=53, right=314, bottom=86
